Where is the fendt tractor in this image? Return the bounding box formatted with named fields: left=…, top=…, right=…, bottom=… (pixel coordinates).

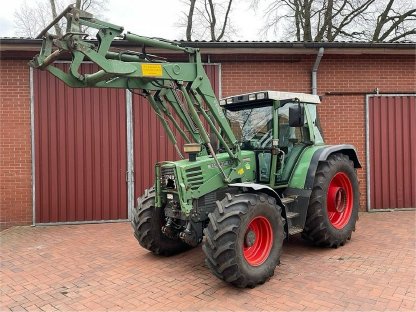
left=30, top=5, right=361, bottom=288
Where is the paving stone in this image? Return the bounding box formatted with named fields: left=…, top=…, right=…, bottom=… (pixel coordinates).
left=0, top=211, right=415, bottom=311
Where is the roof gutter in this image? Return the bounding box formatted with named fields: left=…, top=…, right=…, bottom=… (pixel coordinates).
left=1, top=38, right=416, bottom=49
left=1, top=39, right=415, bottom=60
left=312, top=47, right=324, bottom=95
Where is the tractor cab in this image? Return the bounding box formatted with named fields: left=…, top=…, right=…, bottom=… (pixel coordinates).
left=221, top=91, right=322, bottom=186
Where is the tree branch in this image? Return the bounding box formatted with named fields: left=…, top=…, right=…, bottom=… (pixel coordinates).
left=186, top=0, right=197, bottom=41
left=217, top=0, right=233, bottom=41
left=207, top=0, right=216, bottom=40
left=387, top=29, right=416, bottom=41
left=48, top=0, right=62, bottom=36
left=378, top=8, right=416, bottom=41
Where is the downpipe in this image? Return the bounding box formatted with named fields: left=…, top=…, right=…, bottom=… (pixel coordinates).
left=312, top=47, right=324, bottom=95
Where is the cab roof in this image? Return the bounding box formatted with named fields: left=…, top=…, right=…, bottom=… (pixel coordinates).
left=220, top=91, right=321, bottom=106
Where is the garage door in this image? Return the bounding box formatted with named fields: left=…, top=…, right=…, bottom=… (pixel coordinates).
left=368, top=94, right=416, bottom=209
left=34, top=64, right=128, bottom=223
left=34, top=63, right=221, bottom=223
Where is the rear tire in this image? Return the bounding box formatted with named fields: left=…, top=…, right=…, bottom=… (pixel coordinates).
left=202, top=192, right=285, bottom=288
left=302, top=153, right=359, bottom=247
left=131, top=188, right=190, bottom=256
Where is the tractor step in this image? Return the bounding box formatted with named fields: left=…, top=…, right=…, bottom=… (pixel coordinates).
left=286, top=211, right=299, bottom=219
left=281, top=196, right=296, bottom=205
left=288, top=226, right=303, bottom=235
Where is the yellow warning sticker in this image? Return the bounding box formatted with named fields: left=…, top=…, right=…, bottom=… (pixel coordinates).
left=141, top=64, right=163, bottom=77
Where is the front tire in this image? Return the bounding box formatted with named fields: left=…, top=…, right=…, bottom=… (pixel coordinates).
left=131, top=188, right=189, bottom=256
left=202, top=193, right=285, bottom=288
left=302, top=153, right=359, bottom=247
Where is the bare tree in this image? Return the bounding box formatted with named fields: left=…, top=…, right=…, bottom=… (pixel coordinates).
left=14, top=1, right=50, bottom=38
left=370, top=0, right=416, bottom=42
left=253, top=0, right=416, bottom=42
left=48, top=0, right=63, bottom=37
left=14, top=0, right=108, bottom=38
left=186, top=0, right=198, bottom=40
left=179, top=0, right=235, bottom=41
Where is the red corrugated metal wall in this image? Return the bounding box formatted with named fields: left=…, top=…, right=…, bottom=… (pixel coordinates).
left=133, top=64, right=220, bottom=199
left=34, top=64, right=128, bottom=223
left=34, top=63, right=220, bottom=222
left=369, top=95, right=416, bottom=209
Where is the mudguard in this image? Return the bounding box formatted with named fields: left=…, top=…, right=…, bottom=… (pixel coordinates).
left=304, top=144, right=361, bottom=190
left=229, top=182, right=290, bottom=235
left=229, top=183, right=284, bottom=207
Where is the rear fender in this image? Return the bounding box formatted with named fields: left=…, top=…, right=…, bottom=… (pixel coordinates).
left=305, top=144, right=361, bottom=190
left=228, top=182, right=289, bottom=237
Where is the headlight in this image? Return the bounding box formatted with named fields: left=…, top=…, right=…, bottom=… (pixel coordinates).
left=164, top=174, right=176, bottom=189
left=160, top=167, right=176, bottom=189
left=257, top=92, right=266, bottom=100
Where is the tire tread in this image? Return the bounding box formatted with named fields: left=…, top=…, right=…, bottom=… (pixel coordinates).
left=302, top=153, right=359, bottom=248
left=131, top=188, right=189, bottom=256
left=203, top=192, right=285, bottom=288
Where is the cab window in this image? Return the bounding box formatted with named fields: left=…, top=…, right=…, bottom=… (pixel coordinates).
left=278, top=103, right=310, bottom=153
left=226, top=105, right=273, bottom=149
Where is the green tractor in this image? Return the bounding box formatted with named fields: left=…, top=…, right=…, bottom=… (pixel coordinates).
left=30, top=5, right=361, bottom=288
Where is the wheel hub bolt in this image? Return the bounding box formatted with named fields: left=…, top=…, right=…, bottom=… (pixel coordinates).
left=245, top=230, right=256, bottom=247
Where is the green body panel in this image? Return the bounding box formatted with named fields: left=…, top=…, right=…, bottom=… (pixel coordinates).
left=304, top=105, right=316, bottom=142
left=288, top=145, right=323, bottom=189
left=269, top=101, right=280, bottom=188
left=279, top=145, right=305, bottom=182
left=156, top=151, right=256, bottom=215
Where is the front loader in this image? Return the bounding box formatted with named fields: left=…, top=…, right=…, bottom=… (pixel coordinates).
left=30, top=5, right=361, bottom=288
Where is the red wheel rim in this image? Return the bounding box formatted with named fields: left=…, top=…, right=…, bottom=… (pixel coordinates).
left=327, top=172, right=353, bottom=229
left=243, top=216, right=273, bottom=266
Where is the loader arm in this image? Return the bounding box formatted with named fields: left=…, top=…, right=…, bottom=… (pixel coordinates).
left=29, top=5, right=240, bottom=182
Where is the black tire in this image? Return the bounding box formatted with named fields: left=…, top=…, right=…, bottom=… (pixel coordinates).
left=202, top=192, right=285, bottom=288
left=302, top=153, right=359, bottom=248
left=131, top=188, right=190, bottom=256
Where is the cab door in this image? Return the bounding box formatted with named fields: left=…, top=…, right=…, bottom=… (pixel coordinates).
left=275, top=103, right=310, bottom=185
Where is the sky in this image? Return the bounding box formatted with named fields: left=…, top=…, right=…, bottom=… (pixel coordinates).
left=0, top=0, right=268, bottom=40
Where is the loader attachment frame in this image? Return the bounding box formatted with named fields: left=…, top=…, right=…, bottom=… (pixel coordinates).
left=30, top=5, right=241, bottom=182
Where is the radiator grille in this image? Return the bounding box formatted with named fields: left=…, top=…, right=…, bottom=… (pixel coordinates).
left=161, top=167, right=175, bottom=176
left=185, top=166, right=203, bottom=190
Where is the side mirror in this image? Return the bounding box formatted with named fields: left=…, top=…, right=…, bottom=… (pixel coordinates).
left=289, top=104, right=305, bottom=127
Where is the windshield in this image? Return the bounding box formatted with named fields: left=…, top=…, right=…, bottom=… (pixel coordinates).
left=226, top=106, right=273, bottom=148
left=225, top=103, right=310, bottom=150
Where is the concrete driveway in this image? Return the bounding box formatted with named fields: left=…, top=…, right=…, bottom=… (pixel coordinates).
left=1, top=211, right=415, bottom=311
